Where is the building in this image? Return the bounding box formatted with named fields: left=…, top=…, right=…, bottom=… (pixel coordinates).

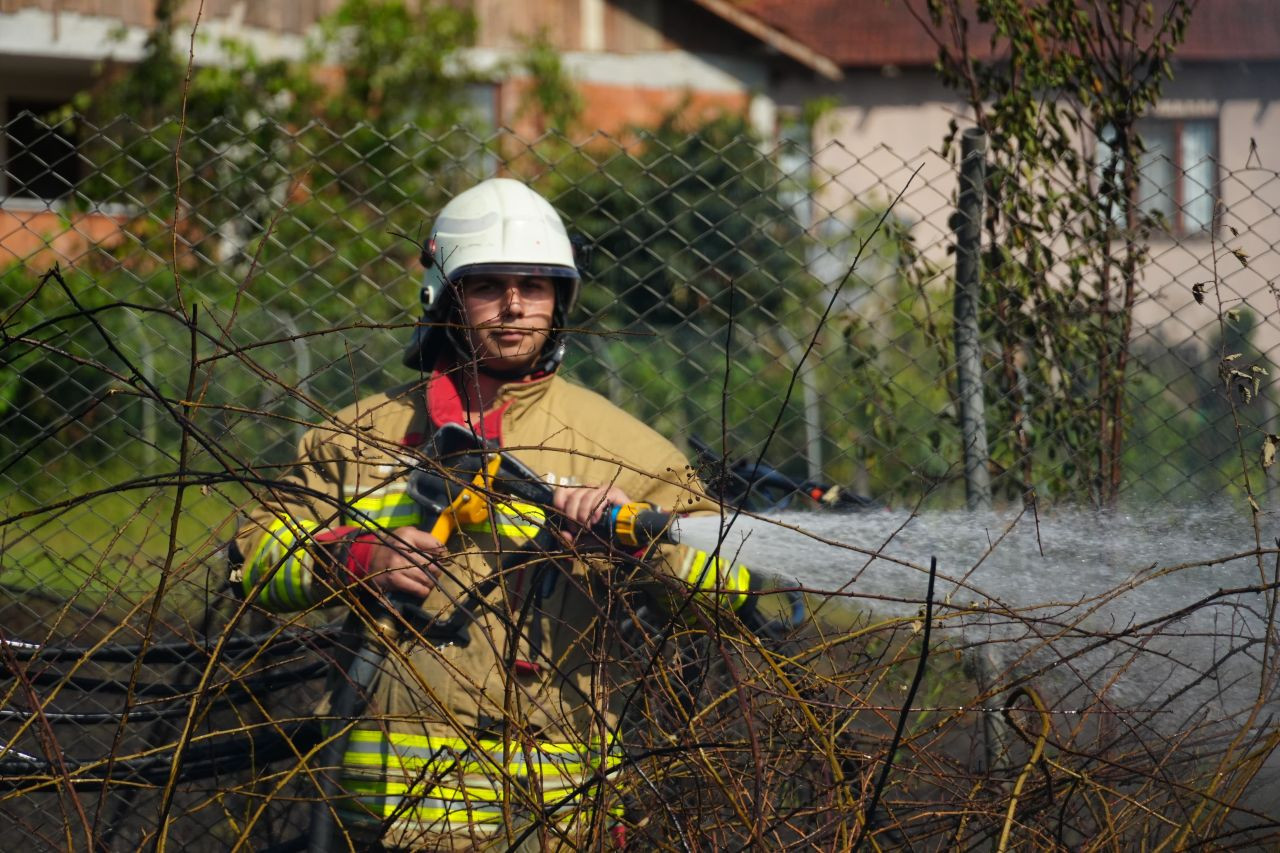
left=747, top=0, right=1280, bottom=364
left=0, top=0, right=840, bottom=267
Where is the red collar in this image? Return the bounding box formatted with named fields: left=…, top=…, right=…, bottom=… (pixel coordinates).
left=423, top=369, right=507, bottom=445
left=402, top=360, right=554, bottom=448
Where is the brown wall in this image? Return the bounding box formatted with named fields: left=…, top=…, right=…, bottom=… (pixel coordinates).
left=470, top=0, right=580, bottom=49
left=468, top=0, right=668, bottom=52
left=2, top=0, right=752, bottom=55
left=605, top=0, right=663, bottom=51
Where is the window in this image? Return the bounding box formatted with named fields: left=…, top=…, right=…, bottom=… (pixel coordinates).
left=464, top=82, right=498, bottom=131
left=1099, top=117, right=1218, bottom=237
left=3, top=100, right=80, bottom=202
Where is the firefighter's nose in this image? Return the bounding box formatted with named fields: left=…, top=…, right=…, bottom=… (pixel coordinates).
left=501, top=284, right=525, bottom=315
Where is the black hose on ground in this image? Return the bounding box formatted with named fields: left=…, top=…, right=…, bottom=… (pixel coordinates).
left=306, top=615, right=397, bottom=853
left=0, top=719, right=322, bottom=790
left=3, top=658, right=329, bottom=702
left=0, top=626, right=341, bottom=665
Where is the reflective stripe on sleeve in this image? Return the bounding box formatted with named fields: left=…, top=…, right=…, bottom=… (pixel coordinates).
left=678, top=548, right=751, bottom=611
left=349, top=489, right=422, bottom=531
left=242, top=516, right=320, bottom=611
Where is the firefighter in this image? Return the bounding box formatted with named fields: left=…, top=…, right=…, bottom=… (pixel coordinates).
left=231, top=177, right=757, bottom=851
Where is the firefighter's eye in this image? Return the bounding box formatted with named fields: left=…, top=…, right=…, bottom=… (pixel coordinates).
left=464, top=279, right=504, bottom=299
left=518, top=279, right=555, bottom=300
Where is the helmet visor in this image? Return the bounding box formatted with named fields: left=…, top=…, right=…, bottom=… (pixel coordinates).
left=452, top=262, right=579, bottom=283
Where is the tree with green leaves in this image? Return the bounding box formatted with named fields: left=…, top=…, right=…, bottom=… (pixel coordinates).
left=529, top=111, right=824, bottom=475
left=927, top=0, right=1195, bottom=505
left=6, top=0, right=489, bottom=475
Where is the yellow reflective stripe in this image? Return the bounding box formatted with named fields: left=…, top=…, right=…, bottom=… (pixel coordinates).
left=282, top=518, right=319, bottom=610
left=244, top=519, right=282, bottom=578
left=680, top=548, right=751, bottom=610
left=341, top=794, right=624, bottom=826
left=350, top=728, right=615, bottom=755
left=339, top=734, right=632, bottom=826
left=684, top=549, right=711, bottom=589
left=352, top=803, right=504, bottom=825
left=278, top=549, right=306, bottom=611
left=342, top=777, right=599, bottom=811
left=345, top=494, right=548, bottom=538
left=460, top=501, right=546, bottom=538
left=244, top=516, right=318, bottom=610
left=339, top=781, right=627, bottom=826
left=343, top=729, right=623, bottom=796
left=344, top=749, right=609, bottom=781
left=464, top=522, right=542, bottom=538
left=340, top=790, right=621, bottom=827
left=350, top=490, right=421, bottom=530
left=496, top=501, right=546, bottom=523
left=351, top=778, right=505, bottom=803
left=730, top=562, right=751, bottom=610
left=340, top=780, right=506, bottom=823
left=346, top=495, right=549, bottom=538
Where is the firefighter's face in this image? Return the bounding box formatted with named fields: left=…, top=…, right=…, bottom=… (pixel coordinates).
left=459, top=274, right=556, bottom=370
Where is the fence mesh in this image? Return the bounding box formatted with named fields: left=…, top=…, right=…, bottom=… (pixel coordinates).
left=3, top=113, right=1280, bottom=850
left=5, top=114, right=1280, bottom=512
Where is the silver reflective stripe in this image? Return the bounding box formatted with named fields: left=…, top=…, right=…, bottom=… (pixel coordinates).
left=337, top=793, right=505, bottom=826
left=460, top=501, right=546, bottom=539
left=344, top=737, right=610, bottom=777
left=434, top=210, right=500, bottom=235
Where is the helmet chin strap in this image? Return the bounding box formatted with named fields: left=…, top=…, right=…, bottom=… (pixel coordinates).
left=455, top=296, right=569, bottom=380
left=410, top=276, right=572, bottom=377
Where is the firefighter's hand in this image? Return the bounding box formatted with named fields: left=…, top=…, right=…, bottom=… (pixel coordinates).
left=554, top=483, right=632, bottom=533
left=364, top=527, right=446, bottom=599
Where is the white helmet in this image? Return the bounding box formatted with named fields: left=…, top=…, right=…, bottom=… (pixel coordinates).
left=403, top=178, right=581, bottom=372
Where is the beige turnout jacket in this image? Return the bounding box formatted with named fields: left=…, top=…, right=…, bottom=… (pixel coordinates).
left=233, top=368, right=749, bottom=849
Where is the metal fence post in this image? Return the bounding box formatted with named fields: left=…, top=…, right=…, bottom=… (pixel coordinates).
left=119, top=306, right=157, bottom=466
left=273, top=311, right=313, bottom=438
left=775, top=326, right=823, bottom=483
left=953, top=127, right=992, bottom=510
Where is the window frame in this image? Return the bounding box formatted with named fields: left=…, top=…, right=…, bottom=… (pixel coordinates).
left=1099, top=115, right=1221, bottom=240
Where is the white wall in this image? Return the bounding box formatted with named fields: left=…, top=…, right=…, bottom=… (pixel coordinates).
left=779, top=62, right=1280, bottom=371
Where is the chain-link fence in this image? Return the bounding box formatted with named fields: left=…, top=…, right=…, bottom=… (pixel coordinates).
left=3, top=113, right=1280, bottom=849
left=5, top=114, right=1279, bottom=513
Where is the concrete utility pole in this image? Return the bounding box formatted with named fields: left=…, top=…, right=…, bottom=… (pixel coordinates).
left=953, top=127, right=992, bottom=511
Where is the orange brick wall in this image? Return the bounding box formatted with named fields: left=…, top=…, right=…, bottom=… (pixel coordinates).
left=499, top=77, right=751, bottom=142
left=578, top=81, right=751, bottom=134
left=0, top=208, right=124, bottom=270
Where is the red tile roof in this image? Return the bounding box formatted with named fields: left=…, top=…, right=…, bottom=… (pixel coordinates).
left=739, top=0, right=1280, bottom=69
left=740, top=0, right=952, bottom=68
left=1176, top=0, right=1280, bottom=61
